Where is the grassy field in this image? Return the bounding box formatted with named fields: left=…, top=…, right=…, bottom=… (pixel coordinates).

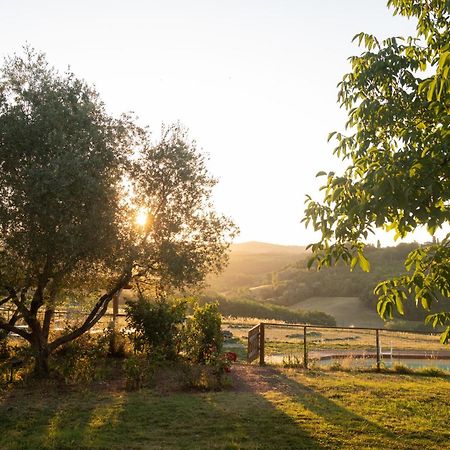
left=1, top=365, right=449, bottom=449
left=290, top=297, right=384, bottom=328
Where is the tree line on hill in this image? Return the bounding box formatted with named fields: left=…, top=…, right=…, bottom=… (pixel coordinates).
left=250, top=243, right=443, bottom=323
left=197, top=295, right=336, bottom=326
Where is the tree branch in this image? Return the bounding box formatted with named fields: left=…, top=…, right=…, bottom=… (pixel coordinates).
left=42, top=307, right=54, bottom=341
left=42, top=275, right=62, bottom=340
left=0, top=319, right=31, bottom=341
left=49, top=269, right=132, bottom=351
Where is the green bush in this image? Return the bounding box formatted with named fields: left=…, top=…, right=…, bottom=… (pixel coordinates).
left=125, top=297, right=229, bottom=387
left=104, top=326, right=128, bottom=357
left=53, top=330, right=106, bottom=384
left=182, top=363, right=229, bottom=391
left=416, top=367, right=446, bottom=377
left=391, top=363, right=414, bottom=375
left=0, top=331, right=9, bottom=360
left=125, top=298, right=186, bottom=360
left=184, top=302, right=223, bottom=364
left=123, top=355, right=153, bottom=390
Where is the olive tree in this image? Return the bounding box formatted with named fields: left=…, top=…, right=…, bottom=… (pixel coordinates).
left=304, top=0, right=450, bottom=342
left=0, top=48, right=237, bottom=375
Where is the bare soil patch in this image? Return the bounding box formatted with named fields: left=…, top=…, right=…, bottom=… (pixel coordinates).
left=229, top=364, right=310, bottom=394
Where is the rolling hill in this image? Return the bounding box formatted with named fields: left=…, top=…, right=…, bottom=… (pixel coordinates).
left=205, top=241, right=432, bottom=328
left=206, top=241, right=306, bottom=294
left=290, top=297, right=384, bottom=328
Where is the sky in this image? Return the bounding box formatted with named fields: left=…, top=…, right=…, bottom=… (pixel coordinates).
left=1, top=0, right=438, bottom=246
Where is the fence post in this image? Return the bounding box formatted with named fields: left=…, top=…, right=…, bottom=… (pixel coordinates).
left=303, top=326, right=308, bottom=369
left=376, top=329, right=381, bottom=371
left=259, top=323, right=265, bottom=365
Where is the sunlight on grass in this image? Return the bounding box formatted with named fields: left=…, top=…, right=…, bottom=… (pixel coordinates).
left=262, top=391, right=319, bottom=424
left=261, top=389, right=372, bottom=449
left=1, top=370, right=449, bottom=449
left=87, top=393, right=125, bottom=431
left=46, top=409, right=63, bottom=446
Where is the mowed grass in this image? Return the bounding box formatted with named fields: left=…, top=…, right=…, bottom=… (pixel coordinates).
left=0, top=367, right=449, bottom=450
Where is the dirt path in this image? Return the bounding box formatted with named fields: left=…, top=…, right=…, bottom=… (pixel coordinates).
left=229, top=364, right=309, bottom=394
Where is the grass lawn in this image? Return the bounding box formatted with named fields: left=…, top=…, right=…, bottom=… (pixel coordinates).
left=0, top=365, right=449, bottom=449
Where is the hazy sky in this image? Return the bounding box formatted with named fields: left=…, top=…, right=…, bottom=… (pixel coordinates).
left=1, top=0, right=431, bottom=246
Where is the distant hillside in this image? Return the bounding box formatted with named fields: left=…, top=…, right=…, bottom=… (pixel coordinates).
left=207, top=241, right=439, bottom=326
left=264, top=242, right=442, bottom=323
left=290, top=297, right=384, bottom=328
left=231, top=241, right=306, bottom=255
left=198, top=295, right=335, bottom=326
left=266, top=244, right=417, bottom=307
left=206, top=241, right=306, bottom=294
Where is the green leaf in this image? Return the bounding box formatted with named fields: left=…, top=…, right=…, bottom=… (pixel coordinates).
left=427, top=79, right=436, bottom=101
left=395, top=295, right=404, bottom=315
left=358, top=252, right=371, bottom=272
left=440, top=327, right=450, bottom=345
left=421, top=296, right=431, bottom=310
left=327, top=131, right=337, bottom=142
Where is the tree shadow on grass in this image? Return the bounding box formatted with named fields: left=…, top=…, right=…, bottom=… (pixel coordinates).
left=96, top=387, right=325, bottom=449
left=0, top=380, right=100, bottom=449
left=0, top=375, right=323, bottom=450
left=0, top=364, right=413, bottom=450
left=252, top=366, right=403, bottom=448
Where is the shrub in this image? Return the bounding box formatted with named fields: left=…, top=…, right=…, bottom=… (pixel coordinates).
left=182, top=360, right=231, bottom=391
left=125, top=297, right=230, bottom=387
left=53, top=330, right=106, bottom=384
left=123, top=355, right=153, bottom=390
left=417, top=367, right=446, bottom=377
left=391, top=363, right=414, bottom=375
left=0, top=331, right=10, bottom=360
left=184, top=302, right=223, bottom=364
left=126, top=298, right=186, bottom=360
left=103, top=326, right=127, bottom=358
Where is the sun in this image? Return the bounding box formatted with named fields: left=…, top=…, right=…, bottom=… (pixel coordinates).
left=135, top=209, right=148, bottom=227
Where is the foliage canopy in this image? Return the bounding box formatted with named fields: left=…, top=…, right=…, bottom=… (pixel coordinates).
left=304, top=0, right=450, bottom=342
left=0, top=48, right=237, bottom=374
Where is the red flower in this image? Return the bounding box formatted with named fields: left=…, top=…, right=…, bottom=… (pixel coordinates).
left=225, top=352, right=237, bottom=362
